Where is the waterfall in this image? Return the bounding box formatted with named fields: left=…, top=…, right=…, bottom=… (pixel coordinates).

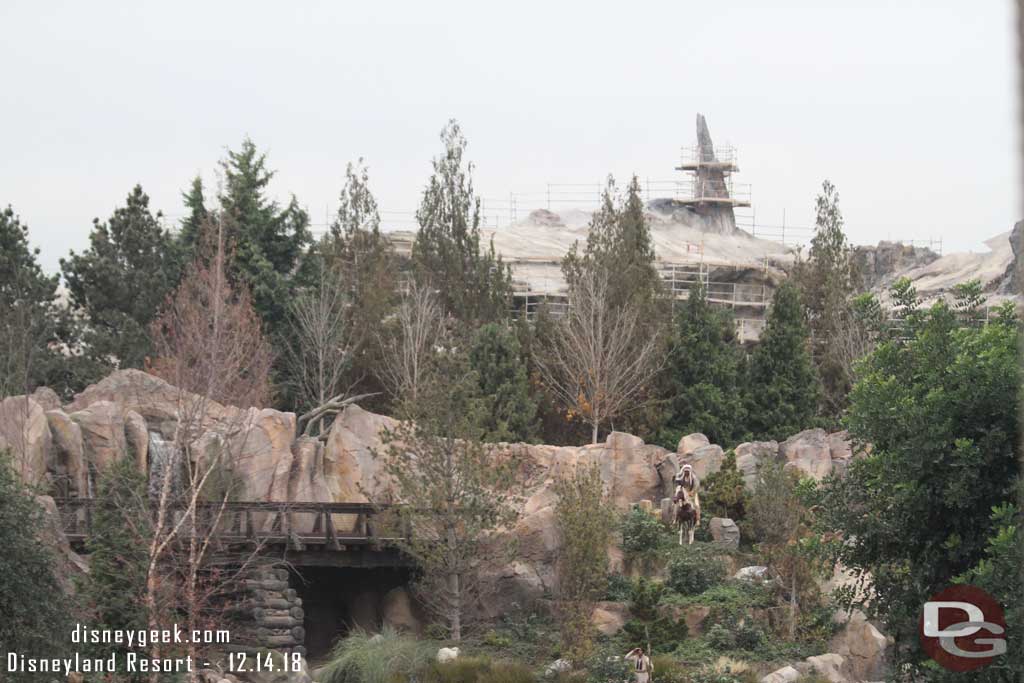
left=147, top=431, right=181, bottom=500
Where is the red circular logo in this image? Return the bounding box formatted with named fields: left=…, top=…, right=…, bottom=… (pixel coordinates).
left=919, top=584, right=1007, bottom=672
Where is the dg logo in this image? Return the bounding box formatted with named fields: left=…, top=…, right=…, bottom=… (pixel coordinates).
left=919, top=584, right=1007, bottom=672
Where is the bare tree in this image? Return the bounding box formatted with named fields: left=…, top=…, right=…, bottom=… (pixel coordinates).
left=145, top=216, right=274, bottom=682
left=537, top=267, right=663, bottom=443
left=286, top=259, right=358, bottom=436
left=377, top=281, right=444, bottom=404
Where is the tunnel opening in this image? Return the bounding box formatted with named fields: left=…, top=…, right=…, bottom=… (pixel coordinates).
left=289, top=566, right=414, bottom=661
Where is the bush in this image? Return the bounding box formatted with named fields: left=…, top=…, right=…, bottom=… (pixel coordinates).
left=628, top=577, right=664, bottom=619
left=650, top=654, right=688, bottom=683
left=706, top=623, right=736, bottom=650
left=665, top=548, right=725, bottom=595
left=604, top=573, right=632, bottom=602
left=619, top=507, right=665, bottom=556
left=734, top=622, right=765, bottom=651
left=319, top=627, right=435, bottom=683
left=582, top=643, right=632, bottom=683
left=622, top=616, right=689, bottom=654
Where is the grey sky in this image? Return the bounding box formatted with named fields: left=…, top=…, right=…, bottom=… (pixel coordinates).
left=2, top=1, right=1018, bottom=272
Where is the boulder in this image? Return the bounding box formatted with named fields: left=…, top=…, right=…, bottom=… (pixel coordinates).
left=830, top=610, right=888, bottom=681
left=381, top=587, right=422, bottom=635
left=734, top=566, right=769, bottom=582
left=70, top=401, right=127, bottom=470
left=123, top=410, right=149, bottom=475
left=677, top=433, right=709, bottom=456
left=34, top=495, right=89, bottom=594
left=734, top=440, right=778, bottom=490
left=46, top=410, right=87, bottom=497
left=779, top=429, right=832, bottom=481
left=0, top=395, right=52, bottom=485
left=591, top=601, right=630, bottom=636
left=683, top=605, right=711, bottom=636
left=805, top=653, right=848, bottom=683
left=682, top=444, right=725, bottom=479
left=31, top=386, right=62, bottom=411
left=709, top=517, right=740, bottom=548
left=760, top=665, right=801, bottom=683
left=545, top=659, right=571, bottom=677
left=0, top=396, right=52, bottom=486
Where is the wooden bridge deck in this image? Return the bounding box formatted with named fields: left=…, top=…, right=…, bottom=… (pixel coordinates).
left=55, top=499, right=411, bottom=567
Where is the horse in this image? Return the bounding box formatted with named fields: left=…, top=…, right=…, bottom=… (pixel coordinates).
left=672, top=484, right=698, bottom=545
left=673, top=464, right=701, bottom=526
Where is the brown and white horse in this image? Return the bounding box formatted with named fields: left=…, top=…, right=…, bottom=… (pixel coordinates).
left=672, top=484, right=698, bottom=545
left=672, top=464, right=701, bottom=545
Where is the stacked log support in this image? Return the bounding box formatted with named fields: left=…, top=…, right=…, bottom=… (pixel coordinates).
left=228, top=565, right=306, bottom=655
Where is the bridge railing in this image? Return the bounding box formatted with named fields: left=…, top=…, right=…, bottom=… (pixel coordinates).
left=55, top=499, right=407, bottom=551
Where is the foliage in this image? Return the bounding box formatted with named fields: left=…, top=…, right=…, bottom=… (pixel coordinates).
left=581, top=641, right=633, bottom=683
left=82, top=457, right=151, bottom=675
left=377, top=350, right=521, bottom=640
left=745, top=281, right=820, bottom=441
left=424, top=657, right=536, bottom=683
left=950, top=490, right=1023, bottom=680
left=178, top=175, right=208, bottom=259
left=470, top=323, right=539, bottom=443
left=665, top=546, right=726, bottom=596
left=319, top=158, right=397, bottom=411
left=792, top=180, right=862, bottom=420
left=413, top=120, right=512, bottom=324
left=218, top=137, right=312, bottom=334
left=318, top=626, right=435, bottom=683
left=553, top=463, right=615, bottom=665
left=148, top=218, right=274, bottom=408
left=604, top=573, right=632, bottom=602
left=628, top=576, right=664, bottom=620
left=0, top=450, right=73, bottom=679
left=60, top=184, right=183, bottom=377
left=818, top=286, right=1020, bottom=668
left=0, top=205, right=65, bottom=397
left=661, top=282, right=748, bottom=446
left=619, top=507, right=666, bottom=557
left=700, top=451, right=748, bottom=522
left=621, top=615, right=689, bottom=654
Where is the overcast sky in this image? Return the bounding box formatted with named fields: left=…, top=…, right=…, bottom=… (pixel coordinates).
left=2, top=1, right=1019, bottom=272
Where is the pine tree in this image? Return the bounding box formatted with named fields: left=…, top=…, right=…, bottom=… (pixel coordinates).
left=82, top=457, right=151, bottom=673
left=469, top=323, right=539, bottom=443
left=218, top=137, right=312, bottom=333
left=662, top=282, right=747, bottom=447
left=0, top=206, right=61, bottom=396
left=0, top=450, right=73, bottom=679
left=178, top=175, right=208, bottom=258
left=412, top=120, right=512, bottom=323
left=745, top=282, right=820, bottom=440
left=322, top=159, right=397, bottom=409
left=792, top=180, right=861, bottom=420
left=60, top=185, right=183, bottom=375
left=701, top=451, right=748, bottom=521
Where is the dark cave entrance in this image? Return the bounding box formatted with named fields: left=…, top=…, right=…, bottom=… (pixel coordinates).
left=289, top=566, right=413, bottom=661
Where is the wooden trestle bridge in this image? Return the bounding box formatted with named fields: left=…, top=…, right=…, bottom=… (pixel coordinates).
left=55, top=499, right=411, bottom=567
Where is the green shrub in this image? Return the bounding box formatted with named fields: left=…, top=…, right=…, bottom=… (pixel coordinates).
left=604, top=573, right=632, bottom=602
left=622, top=616, right=689, bottom=655
left=650, top=654, right=688, bottom=683
left=319, top=627, right=435, bottom=683
left=733, top=622, right=765, bottom=651
left=705, top=623, right=736, bottom=650
left=582, top=643, right=631, bottom=683
left=619, top=507, right=665, bottom=555
left=665, top=547, right=725, bottom=595
left=628, top=577, right=664, bottom=619
left=482, top=630, right=513, bottom=648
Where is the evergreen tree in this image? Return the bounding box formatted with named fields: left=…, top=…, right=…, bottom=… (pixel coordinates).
left=793, top=180, right=861, bottom=420
left=745, top=281, right=820, bottom=440
left=562, top=176, right=663, bottom=314
left=218, top=137, right=312, bottom=333
left=60, top=185, right=183, bottom=375
left=661, top=282, right=747, bottom=447
left=322, top=159, right=398, bottom=409
left=0, top=450, right=73, bottom=680
left=0, top=206, right=61, bottom=396
left=412, top=120, right=512, bottom=323
left=701, top=451, right=748, bottom=521
left=82, top=457, right=151, bottom=677
left=178, top=175, right=208, bottom=259
left=469, top=322, right=539, bottom=443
